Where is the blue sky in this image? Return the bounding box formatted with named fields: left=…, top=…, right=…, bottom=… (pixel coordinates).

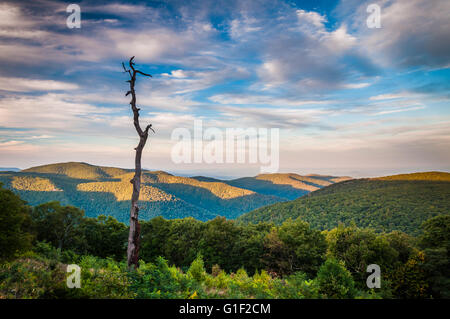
left=0, top=0, right=449, bottom=178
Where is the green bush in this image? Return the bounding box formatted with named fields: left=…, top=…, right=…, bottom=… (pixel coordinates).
left=273, top=272, right=319, bottom=299
left=0, top=257, right=73, bottom=299
left=75, top=255, right=132, bottom=298
left=0, top=184, right=33, bottom=261
left=187, top=255, right=206, bottom=283
left=129, top=257, right=202, bottom=299
left=316, top=258, right=356, bottom=299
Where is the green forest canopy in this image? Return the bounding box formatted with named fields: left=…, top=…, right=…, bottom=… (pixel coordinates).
left=238, top=172, right=450, bottom=235
left=1, top=182, right=449, bottom=299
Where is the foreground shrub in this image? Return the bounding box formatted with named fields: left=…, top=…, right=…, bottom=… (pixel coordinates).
left=76, top=255, right=132, bottom=298
left=0, top=257, right=71, bottom=299
left=0, top=185, right=33, bottom=261
left=272, top=272, right=319, bottom=299
left=187, top=255, right=206, bottom=283
left=129, top=257, right=203, bottom=299
left=316, top=258, right=356, bottom=299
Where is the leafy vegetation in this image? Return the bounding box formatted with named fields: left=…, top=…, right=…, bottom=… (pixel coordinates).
left=238, top=173, right=450, bottom=235
left=0, top=184, right=32, bottom=260
left=315, top=258, right=356, bottom=299
left=1, top=214, right=446, bottom=299
left=0, top=172, right=449, bottom=299
left=418, top=215, right=450, bottom=298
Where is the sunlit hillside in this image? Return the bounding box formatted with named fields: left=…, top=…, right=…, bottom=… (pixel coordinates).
left=375, top=171, right=450, bottom=182
left=23, top=162, right=131, bottom=179
left=11, top=176, right=61, bottom=192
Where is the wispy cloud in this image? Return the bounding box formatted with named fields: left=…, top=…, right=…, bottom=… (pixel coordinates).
left=0, top=77, right=78, bottom=92
left=343, top=0, right=450, bottom=70
left=372, top=106, right=426, bottom=116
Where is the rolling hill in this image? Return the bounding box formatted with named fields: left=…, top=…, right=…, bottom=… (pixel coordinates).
left=0, top=162, right=345, bottom=223
left=237, top=172, right=450, bottom=235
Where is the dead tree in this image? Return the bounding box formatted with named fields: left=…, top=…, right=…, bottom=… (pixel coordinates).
left=122, top=56, right=153, bottom=269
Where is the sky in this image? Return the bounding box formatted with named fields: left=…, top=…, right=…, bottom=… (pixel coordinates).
left=0, top=0, right=449, bottom=178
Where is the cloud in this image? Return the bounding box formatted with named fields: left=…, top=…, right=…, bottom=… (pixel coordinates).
left=106, top=28, right=194, bottom=62
left=0, top=140, right=23, bottom=147
left=87, top=3, right=151, bottom=15
left=342, top=82, right=371, bottom=89
left=215, top=105, right=332, bottom=129
left=0, top=3, right=32, bottom=27
left=166, top=70, right=188, bottom=78
left=148, top=66, right=250, bottom=95
left=28, top=135, right=54, bottom=139
left=229, top=17, right=261, bottom=39
left=0, top=77, right=78, bottom=92
left=368, top=90, right=448, bottom=103
left=242, top=7, right=378, bottom=92
left=0, top=1, right=374, bottom=94
left=348, top=0, right=450, bottom=70
left=296, top=9, right=326, bottom=28
left=209, top=94, right=330, bottom=107
left=0, top=93, right=115, bottom=132
left=370, top=93, right=407, bottom=101
left=372, top=106, right=425, bottom=116
left=283, top=118, right=450, bottom=152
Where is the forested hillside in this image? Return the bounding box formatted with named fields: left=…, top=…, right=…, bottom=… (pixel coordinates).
left=1, top=184, right=449, bottom=299
left=238, top=172, right=450, bottom=235
left=0, top=162, right=342, bottom=222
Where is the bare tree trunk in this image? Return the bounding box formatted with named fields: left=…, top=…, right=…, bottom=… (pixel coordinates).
left=122, top=56, right=153, bottom=269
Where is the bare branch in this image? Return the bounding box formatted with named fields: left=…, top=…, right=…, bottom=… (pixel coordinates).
left=136, top=70, right=152, bottom=77
left=129, top=56, right=136, bottom=72
left=144, top=124, right=155, bottom=134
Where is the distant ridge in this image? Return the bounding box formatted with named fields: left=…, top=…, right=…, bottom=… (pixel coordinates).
left=190, top=176, right=223, bottom=183
left=23, top=162, right=132, bottom=179
left=0, top=167, right=20, bottom=172
left=374, top=171, right=450, bottom=181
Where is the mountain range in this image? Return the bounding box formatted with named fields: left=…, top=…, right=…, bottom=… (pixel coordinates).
left=0, top=162, right=349, bottom=223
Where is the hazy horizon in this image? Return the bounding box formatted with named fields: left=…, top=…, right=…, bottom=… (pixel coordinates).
left=2, top=160, right=449, bottom=180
